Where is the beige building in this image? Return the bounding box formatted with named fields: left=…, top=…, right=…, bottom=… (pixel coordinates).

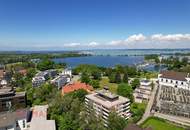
left=85, top=89, right=130, bottom=126
left=133, top=80, right=152, bottom=103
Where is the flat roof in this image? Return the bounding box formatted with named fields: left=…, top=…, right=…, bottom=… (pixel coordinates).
left=29, top=105, right=56, bottom=130
left=86, top=90, right=130, bottom=108
left=0, top=87, right=12, bottom=94
left=30, top=120, right=56, bottom=130
left=97, top=89, right=119, bottom=100
left=0, top=112, right=16, bottom=128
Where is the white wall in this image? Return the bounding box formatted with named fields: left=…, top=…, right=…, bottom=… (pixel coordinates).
left=158, top=77, right=190, bottom=90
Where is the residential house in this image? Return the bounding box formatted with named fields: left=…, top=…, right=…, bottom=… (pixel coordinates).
left=32, top=70, right=58, bottom=87
left=51, top=75, right=68, bottom=89
left=32, top=76, right=45, bottom=87
left=62, top=68, right=72, bottom=78
left=62, top=82, right=93, bottom=95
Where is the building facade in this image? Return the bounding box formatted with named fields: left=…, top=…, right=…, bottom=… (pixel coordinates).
left=85, top=89, right=130, bottom=126
left=0, top=88, right=26, bottom=112
left=51, top=75, right=68, bottom=89
left=133, top=80, right=152, bottom=103
left=158, top=71, right=190, bottom=90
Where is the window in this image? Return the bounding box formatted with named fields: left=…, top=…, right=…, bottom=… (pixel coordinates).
left=176, top=81, right=178, bottom=84
left=181, top=82, right=183, bottom=85
left=166, top=79, right=168, bottom=82
left=161, top=79, right=163, bottom=82
left=23, top=120, right=25, bottom=128
left=171, top=80, right=173, bottom=83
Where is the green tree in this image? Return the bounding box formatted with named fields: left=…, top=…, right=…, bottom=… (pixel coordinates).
left=115, top=64, right=125, bottom=73
left=115, top=72, right=122, bottom=83
left=26, top=68, right=36, bottom=80
left=109, top=72, right=116, bottom=83
left=12, top=72, right=25, bottom=87
left=81, top=72, right=90, bottom=84
left=123, top=73, right=129, bottom=83
left=131, top=78, right=140, bottom=90
left=117, top=83, right=133, bottom=102
left=92, top=70, right=102, bottom=80
left=107, top=112, right=127, bottom=130
left=72, top=89, right=88, bottom=102
left=89, top=80, right=100, bottom=89
left=37, top=59, right=55, bottom=71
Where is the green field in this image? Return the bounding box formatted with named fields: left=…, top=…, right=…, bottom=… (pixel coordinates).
left=141, top=117, right=185, bottom=130
left=99, top=77, right=118, bottom=93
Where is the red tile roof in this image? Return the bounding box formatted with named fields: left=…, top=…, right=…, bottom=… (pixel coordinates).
left=62, top=82, right=93, bottom=95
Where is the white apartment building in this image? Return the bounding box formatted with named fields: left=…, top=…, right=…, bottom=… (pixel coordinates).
left=158, top=71, right=190, bottom=90
left=62, top=69, right=72, bottom=77
left=51, top=75, right=68, bottom=89
left=133, top=80, right=152, bottom=103
left=85, top=89, right=130, bottom=126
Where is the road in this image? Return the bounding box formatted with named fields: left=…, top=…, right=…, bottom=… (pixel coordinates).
left=137, top=82, right=158, bottom=125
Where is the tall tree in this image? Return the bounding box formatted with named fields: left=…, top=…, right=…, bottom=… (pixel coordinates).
left=107, top=112, right=127, bottom=130
left=123, top=73, right=129, bottom=83
left=117, top=83, right=133, bottom=102
left=131, top=78, right=140, bottom=90
left=81, top=72, right=90, bottom=84
left=115, top=72, right=122, bottom=83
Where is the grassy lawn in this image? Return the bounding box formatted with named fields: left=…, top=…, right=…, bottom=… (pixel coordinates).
left=99, top=77, right=118, bottom=93
left=141, top=117, right=185, bottom=130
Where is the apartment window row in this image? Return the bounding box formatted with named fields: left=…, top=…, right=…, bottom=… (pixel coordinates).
left=161, top=78, right=184, bottom=85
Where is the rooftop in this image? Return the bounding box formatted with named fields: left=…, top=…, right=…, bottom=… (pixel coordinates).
left=86, top=89, right=130, bottom=108
left=0, top=112, right=16, bottom=128
left=96, top=89, right=119, bottom=101
left=62, top=82, right=93, bottom=94
left=160, top=70, right=188, bottom=81
left=29, top=105, right=56, bottom=130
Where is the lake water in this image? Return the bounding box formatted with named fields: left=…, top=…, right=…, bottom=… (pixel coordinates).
left=53, top=56, right=166, bottom=71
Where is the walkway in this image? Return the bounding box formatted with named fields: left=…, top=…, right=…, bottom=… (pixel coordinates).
left=137, top=83, right=158, bottom=125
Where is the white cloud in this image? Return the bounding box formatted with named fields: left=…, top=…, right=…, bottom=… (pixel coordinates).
left=88, top=41, right=99, bottom=46
left=109, top=40, right=122, bottom=46
left=63, top=43, right=81, bottom=47
left=125, top=33, right=146, bottom=43
left=151, top=34, right=190, bottom=42
left=1, top=33, right=190, bottom=50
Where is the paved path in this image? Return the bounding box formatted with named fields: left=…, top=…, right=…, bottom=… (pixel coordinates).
left=137, top=83, right=158, bottom=125
left=154, top=112, right=190, bottom=126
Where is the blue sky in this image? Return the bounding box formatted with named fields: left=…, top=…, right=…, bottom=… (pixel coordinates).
left=0, top=0, right=190, bottom=50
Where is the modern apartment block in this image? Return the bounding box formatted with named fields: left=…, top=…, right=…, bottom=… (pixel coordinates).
left=0, top=87, right=26, bottom=112
left=133, top=80, right=152, bottom=103
left=51, top=75, right=68, bottom=89
left=85, top=89, right=130, bottom=126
